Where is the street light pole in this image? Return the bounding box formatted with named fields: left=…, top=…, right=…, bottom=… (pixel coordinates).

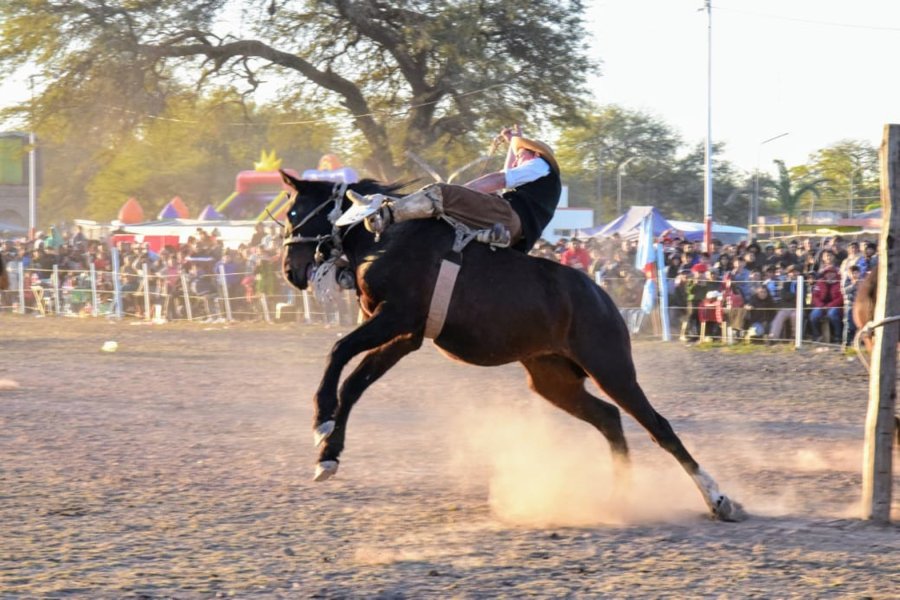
left=752, top=132, right=790, bottom=237
left=595, top=145, right=604, bottom=210
left=28, top=75, right=37, bottom=240
left=616, top=156, right=639, bottom=214
left=849, top=163, right=861, bottom=218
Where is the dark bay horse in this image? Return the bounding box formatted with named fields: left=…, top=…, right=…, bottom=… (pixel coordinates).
left=851, top=263, right=900, bottom=444
left=280, top=172, right=744, bottom=521
left=0, top=253, right=7, bottom=291
left=852, top=263, right=881, bottom=353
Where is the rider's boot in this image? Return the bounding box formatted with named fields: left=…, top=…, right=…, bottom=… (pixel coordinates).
left=368, top=184, right=444, bottom=234
left=342, top=185, right=443, bottom=234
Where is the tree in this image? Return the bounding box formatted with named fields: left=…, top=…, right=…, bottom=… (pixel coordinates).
left=768, top=159, right=829, bottom=219
left=35, top=87, right=338, bottom=220
left=802, top=140, right=879, bottom=216
left=556, top=105, right=681, bottom=219
left=557, top=106, right=747, bottom=225
left=0, top=0, right=596, bottom=179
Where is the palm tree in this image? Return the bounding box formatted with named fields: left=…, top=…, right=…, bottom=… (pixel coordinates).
left=770, top=160, right=830, bottom=220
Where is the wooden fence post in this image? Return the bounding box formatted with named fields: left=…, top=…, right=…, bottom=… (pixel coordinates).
left=861, top=124, right=900, bottom=523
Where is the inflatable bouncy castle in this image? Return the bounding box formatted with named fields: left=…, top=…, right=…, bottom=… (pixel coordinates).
left=216, top=150, right=358, bottom=222
left=214, top=150, right=298, bottom=221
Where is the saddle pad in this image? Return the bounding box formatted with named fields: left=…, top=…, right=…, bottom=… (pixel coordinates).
left=425, top=259, right=460, bottom=339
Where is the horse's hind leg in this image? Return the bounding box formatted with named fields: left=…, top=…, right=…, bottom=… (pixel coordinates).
left=313, top=335, right=422, bottom=481
left=522, top=355, right=629, bottom=468
left=577, top=351, right=745, bottom=521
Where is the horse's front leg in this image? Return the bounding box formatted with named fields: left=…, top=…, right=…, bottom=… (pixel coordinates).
left=313, top=309, right=400, bottom=432
left=315, top=334, right=422, bottom=481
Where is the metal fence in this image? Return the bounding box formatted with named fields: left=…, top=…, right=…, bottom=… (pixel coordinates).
left=1, top=257, right=851, bottom=348
left=0, top=255, right=360, bottom=326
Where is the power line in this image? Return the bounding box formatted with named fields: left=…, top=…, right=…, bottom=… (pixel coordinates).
left=714, top=6, right=900, bottom=32
left=94, top=82, right=513, bottom=128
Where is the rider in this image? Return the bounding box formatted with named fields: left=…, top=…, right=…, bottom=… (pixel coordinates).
left=345, top=126, right=562, bottom=252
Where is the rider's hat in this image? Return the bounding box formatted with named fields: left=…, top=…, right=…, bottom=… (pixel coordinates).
left=510, top=136, right=559, bottom=174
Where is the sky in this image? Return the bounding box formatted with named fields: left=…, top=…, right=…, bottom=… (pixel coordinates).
left=586, top=0, right=900, bottom=172
left=2, top=1, right=898, bottom=176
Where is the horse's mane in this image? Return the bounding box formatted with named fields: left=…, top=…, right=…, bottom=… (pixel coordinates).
left=352, top=178, right=415, bottom=197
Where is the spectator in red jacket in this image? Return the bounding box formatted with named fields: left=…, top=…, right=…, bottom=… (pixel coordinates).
left=560, top=238, right=592, bottom=273
left=808, top=265, right=843, bottom=342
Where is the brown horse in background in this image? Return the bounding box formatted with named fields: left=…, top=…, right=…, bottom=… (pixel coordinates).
left=852, top=263, right=879, bottom=353
left=0, top=253, right=8, bottom=291
left=851, top=263, right=900, bottom=445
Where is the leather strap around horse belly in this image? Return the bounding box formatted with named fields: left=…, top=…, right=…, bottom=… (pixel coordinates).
left=425, top=259, right=461, bottom=339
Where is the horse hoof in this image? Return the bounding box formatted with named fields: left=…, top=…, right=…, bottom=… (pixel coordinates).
left=712, top=495, right=747, bottom=522
left=313, top=420, right=335, bottom=447
left=314, top=460, right=339, bottom=482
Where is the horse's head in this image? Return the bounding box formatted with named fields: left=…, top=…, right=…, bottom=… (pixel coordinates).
left=279, top=169, right=406, bottom=291
left=280, top=171, right=344, bottom=291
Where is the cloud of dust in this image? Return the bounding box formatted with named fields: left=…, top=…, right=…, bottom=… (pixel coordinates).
left=680, top=427, right=865, bottom=519
left=447, top=399, right=703, bottom=527
left=0, top=379, right=20, bottom=390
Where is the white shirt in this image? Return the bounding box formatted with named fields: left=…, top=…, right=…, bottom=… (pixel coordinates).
left=504, top=157, right=551, bottom=189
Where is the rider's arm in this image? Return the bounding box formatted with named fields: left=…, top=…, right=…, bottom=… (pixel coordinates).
left=464, top=171, right=507, bottom=194
left=464, top=157, right=551, bottom=193
left=503, top=124, right=522, bottom=170
left=504, top=157, right=551, bottom=188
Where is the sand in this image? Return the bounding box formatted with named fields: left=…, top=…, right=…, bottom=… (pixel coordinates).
left=1, top=316, right=897, bottom=598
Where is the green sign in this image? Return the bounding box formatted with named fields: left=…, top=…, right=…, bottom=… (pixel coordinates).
left=0, top=136, right=25, bottom=185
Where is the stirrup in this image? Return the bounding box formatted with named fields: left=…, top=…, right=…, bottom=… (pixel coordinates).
left=475, top=223, right=511, bottom=248
left=364, top=205, right=394, bottom=236
left=335, top=191, right=388, bottom=227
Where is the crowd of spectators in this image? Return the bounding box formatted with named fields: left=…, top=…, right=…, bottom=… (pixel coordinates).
left=528, top=233, right=878, bottom=346
left=0, top=223, right=292, bottom=320
left=1, top=222, right=879, bottom=345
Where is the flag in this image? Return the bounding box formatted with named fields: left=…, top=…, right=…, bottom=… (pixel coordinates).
left=635, top=214, right=657, bottom=314
left=634, top=214, right=654, bottom=272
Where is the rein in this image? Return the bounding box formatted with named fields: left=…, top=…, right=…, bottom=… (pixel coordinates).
left=282, top=182, right=349, bottom=248
left=282, top=181, right=357, bottom=303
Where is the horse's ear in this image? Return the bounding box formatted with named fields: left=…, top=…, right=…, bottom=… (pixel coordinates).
left=280, top=169, right=301, bottom=191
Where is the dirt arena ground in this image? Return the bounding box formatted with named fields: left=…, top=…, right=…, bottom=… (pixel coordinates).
left=1, top=316, right=897, bottom=598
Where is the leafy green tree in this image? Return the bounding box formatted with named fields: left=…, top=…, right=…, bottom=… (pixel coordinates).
left=768, top=159, right=829, bottom=219
left=0, top=0, right=595, bottom=180
left=557, top=106, right=746, bottom=225
left=36, top=87, right=338, bottom=220
left=557, top=105, right=679, bottom=217
left=801, top=140, right=879, bottom=215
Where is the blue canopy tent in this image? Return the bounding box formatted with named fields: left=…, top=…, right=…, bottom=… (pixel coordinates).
left=666, top=220, right=749, bottom=245
left=0, top=221, right=28, bottom=238
left=590, top=206, right=674, bottom=241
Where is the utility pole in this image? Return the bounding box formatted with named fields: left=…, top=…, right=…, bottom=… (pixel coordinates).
left=28, top=75, right=37, bottom=240
left=702, top=0, right=713, bottom=252
left=752, top=132, right=790, bottom=236
left=616, top=156, right=639, bottom=215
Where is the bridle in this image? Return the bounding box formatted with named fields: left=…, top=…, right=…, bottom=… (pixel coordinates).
left=280, top=181, right=357, bottom=298
left=282, top=182, right=349, bottom=250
